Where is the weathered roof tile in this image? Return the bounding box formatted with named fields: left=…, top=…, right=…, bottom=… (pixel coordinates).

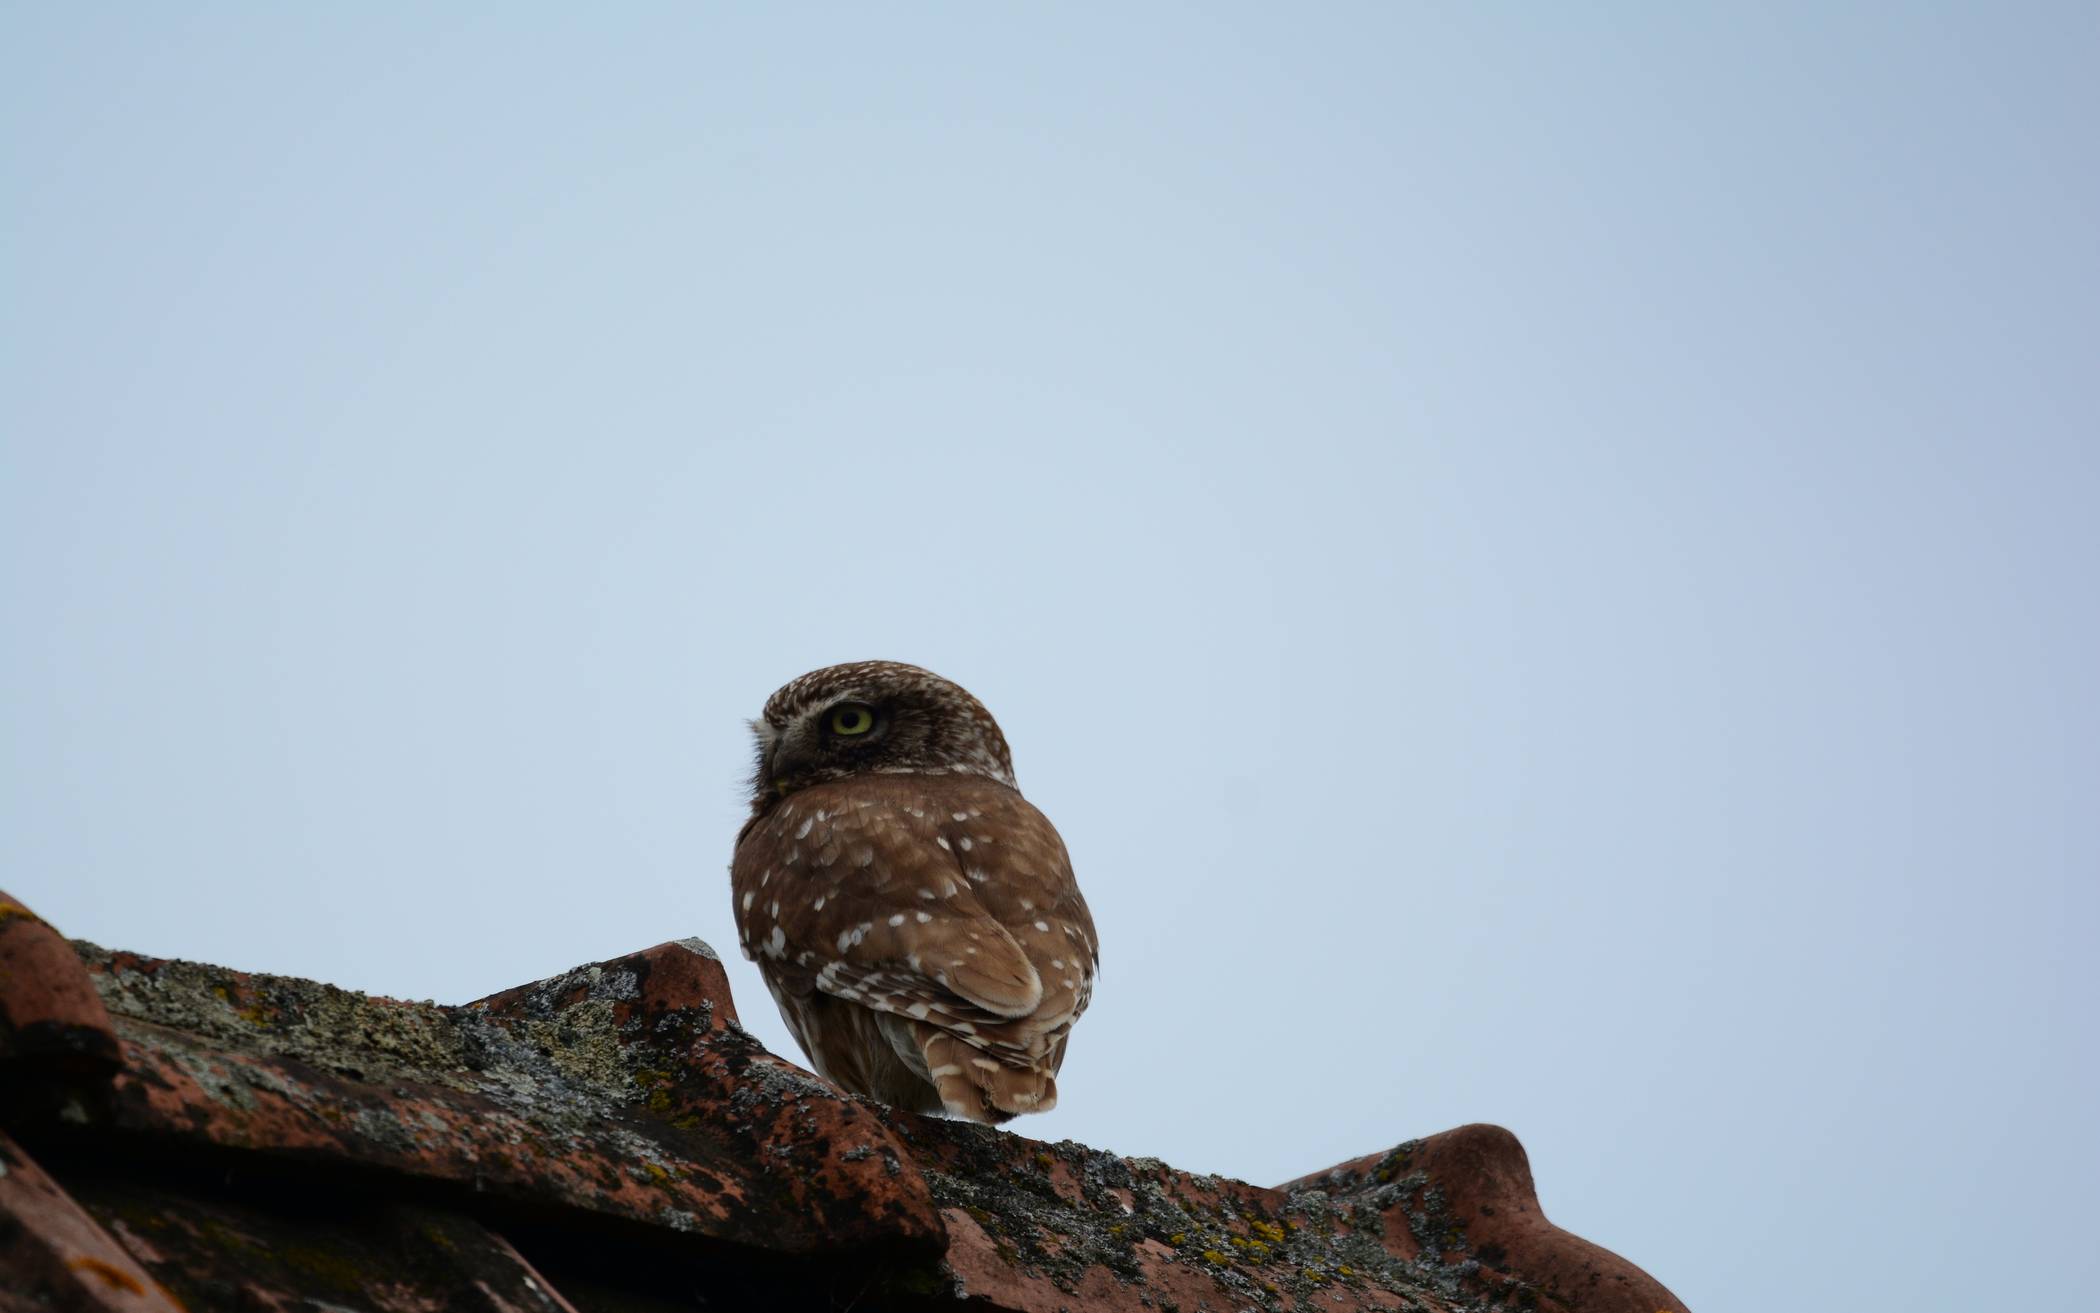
left=0, top=892, right=121, bottom=1086
left=0, top=891, right=1688, bottom=1312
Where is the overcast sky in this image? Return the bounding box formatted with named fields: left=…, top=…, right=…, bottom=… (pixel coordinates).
left=5, top=6, right=2095, bottom=1310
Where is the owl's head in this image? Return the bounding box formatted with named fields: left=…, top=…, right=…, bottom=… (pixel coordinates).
left=747, top=661, right=1018, bottom=810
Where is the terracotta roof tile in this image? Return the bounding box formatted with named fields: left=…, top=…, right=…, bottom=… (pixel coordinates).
left=0, top=892, right=121, bottom=1082
left=0, top=890, right=1689, bottom=1312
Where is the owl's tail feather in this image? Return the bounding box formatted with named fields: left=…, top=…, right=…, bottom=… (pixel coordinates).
left=914, top=1025, right=1057, bottom=1125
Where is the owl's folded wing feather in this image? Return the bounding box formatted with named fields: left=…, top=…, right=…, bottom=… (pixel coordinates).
left=821, top=911, right=1043, bottom=1019
left=810, top=963, right=1041, bottom=1064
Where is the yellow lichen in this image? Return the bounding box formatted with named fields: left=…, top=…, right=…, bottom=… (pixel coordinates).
left=278, top=1242, right=368, bottom=1291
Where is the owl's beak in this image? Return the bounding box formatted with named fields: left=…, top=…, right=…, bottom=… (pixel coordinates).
left=764, top=733, right=815, bottom=797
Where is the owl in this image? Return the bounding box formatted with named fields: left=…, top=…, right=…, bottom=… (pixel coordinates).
left=730, top=661, right=1096, bottom=1124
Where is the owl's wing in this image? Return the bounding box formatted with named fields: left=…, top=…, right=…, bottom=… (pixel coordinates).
left=810, top=963, right=1046, bottom=1066
left=816, top=905, right=1044, bottom=1020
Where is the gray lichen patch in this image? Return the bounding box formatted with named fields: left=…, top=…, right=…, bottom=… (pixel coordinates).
left=886, top=1117, right=1444, bottom=1310
left=476, top=962, right=643, bottom=1023
left=74, top=940, right=471, bottom=1089
left=891, top=1119, right=1492, bottom=1312
left=507, top=997, right=629, bottom=1090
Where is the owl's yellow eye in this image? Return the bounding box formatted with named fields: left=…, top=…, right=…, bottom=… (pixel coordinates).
left=828, top=704, right=876, bottom=736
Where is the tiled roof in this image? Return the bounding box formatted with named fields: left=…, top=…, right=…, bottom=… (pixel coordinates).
left=1, top=890, right=1688, bottom=1312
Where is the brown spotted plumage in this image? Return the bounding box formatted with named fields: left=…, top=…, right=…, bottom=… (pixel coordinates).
left=731, top=661, right=1096, bottom=1123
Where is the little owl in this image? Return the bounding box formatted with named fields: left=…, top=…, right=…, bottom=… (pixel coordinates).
left=730, top=661, right=1096, bottom=1123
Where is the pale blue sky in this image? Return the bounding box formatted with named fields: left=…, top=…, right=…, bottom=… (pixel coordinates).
left=4, top=6, right=2095, bottom=1310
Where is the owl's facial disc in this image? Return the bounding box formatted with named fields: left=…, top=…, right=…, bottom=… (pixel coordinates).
left=764, top=697, right=891, bottom=796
